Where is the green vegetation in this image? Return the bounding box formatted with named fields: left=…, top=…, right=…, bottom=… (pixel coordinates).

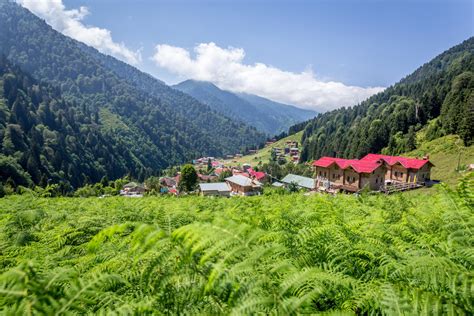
left=301, top=37, right=474, bottom=161
left=225, top=131, right=303, bottom=166
left=404, top=134, right=474, bottom=186
left=0, top=0, right=265, bottom=189
left=0, top=176, right=472, bottom=314
left=178, top=164, right=198, bottom=192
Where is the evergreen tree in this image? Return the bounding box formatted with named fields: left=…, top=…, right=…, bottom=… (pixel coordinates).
left=178, top=164, right=198, bottom=193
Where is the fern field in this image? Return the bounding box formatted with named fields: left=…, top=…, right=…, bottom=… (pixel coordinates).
left=0, top=176, right=473, bottom=315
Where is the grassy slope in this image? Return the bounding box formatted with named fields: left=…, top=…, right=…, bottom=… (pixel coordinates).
left=223, top=131, right=303, bottom=166
left=403, top=134, right=474, bottom=186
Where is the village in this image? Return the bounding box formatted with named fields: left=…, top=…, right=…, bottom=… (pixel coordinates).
left=120, top=138, right=435, bottom=197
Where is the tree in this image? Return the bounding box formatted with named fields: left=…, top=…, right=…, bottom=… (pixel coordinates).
left=218, top=169, right=233, bottom=182
left=100, top=175, right=109, bottom=187
left=207, top=158, right=212, bottom=172
left=178, top=164, right=198, bottom=193
left=270, top=149, right=277, bottom=162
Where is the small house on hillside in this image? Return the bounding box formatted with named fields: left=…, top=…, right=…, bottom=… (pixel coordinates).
left=281, top=174, right=315, bottom=190
left=248, top=168, right=267, bottom=182
left=225, top=175, right=262, bottom=196
left=121, top=182, right=146, bottom=196
left=199, top=183, right=231, bottom=197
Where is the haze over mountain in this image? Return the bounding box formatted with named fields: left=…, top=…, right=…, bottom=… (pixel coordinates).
left=173, top=80, right=316, bottom=135
left=0, top=0, right=266, bottom=187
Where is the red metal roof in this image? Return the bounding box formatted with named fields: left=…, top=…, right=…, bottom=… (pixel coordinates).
left=361, top=154, right=432, bottom=169
left=248, top=168, right=266, bottom=180
left=312, top=156, right=383, bottom=173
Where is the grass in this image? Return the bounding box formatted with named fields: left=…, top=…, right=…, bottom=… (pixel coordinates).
left=403, top=134, right=474, bottom=186
left=224, top=131, right=303, bottom=166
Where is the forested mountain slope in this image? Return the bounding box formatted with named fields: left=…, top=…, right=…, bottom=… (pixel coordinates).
left=300, top=37, right=474, bottom=161
left=174, top=80, right=316, bottom=135
left=0, top=0, right=265, bottom=187
left=0, top=57, right=161, bottom=189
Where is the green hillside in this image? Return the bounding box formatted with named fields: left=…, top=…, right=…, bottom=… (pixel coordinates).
left=300, top=37, right=473, bottom=162
left=224, top=131, right=303, bottom=166
left=0, top=177, right=472, bottom=314
left=0, top=0, right=265, bottom=188
left=404, top=134, right=474, bottom=186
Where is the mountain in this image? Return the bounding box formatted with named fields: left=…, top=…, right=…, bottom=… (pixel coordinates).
left=173, top=80, right=316, bottom=135
left=299, top=38, right=474, bottom=162
left=0, top=0, right=266, bottom=188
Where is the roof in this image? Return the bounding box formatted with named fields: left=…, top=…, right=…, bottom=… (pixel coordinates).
left=248, top=168, right=267, bottom=180
left=199, top=182, right=230, bottom=192
left=272, top=181, right=284, bottom=187
left=312, top=156, right=384, bottom=173
left=281, top=174, right=315, bottom=189
left=225, top=175, right=254, bottom=187
left=361, top=154, right=433, bottom=169
left=123, top=182, right=144, bottom=188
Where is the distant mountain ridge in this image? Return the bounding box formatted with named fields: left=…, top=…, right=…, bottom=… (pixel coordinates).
left=0, top=0, right=266, bottom=188
left=173, top=80, right=316, bottom=135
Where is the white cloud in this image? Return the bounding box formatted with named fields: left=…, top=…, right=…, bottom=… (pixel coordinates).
left=17, top=0, right=141, bottom=65
left=153, top=42, right=385, bottom=111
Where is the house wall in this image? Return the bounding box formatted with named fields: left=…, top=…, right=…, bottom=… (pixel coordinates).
left=388, top=164, right=408, bottom=182
left=343, top=168, right=360, bottom=190
left=360, top=166, right=386, bottom=190
left=328, top=165, right=345, bottom=185
left=226, top=181, right=258, bottom=195
left=408, top=164, right=431, bottom=183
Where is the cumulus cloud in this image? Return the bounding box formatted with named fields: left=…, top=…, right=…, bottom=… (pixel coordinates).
left=17, top=0, right=141, bottom=65
left=153, top=42, right=384, bottom=111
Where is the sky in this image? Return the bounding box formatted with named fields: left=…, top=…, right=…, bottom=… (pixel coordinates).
left=17, top=0, right=473, bottom=112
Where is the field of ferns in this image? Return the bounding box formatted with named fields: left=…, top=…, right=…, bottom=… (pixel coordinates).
left=0, top=175, right=472, bottom=315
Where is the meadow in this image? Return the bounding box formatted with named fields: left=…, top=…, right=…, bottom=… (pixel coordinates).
left=0, top=175, right=472, bottom=315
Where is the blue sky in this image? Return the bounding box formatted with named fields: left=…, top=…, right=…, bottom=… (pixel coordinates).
left=20, top=0, right=473, bottom=111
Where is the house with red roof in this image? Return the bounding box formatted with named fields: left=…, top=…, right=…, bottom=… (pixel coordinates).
left=360, top=154, right=433, bottom=183
left=247, top=168, right=267, bottom=182
left=313, top=157, right=386, bottom=192
left=312, top=154, right=433, bottom=192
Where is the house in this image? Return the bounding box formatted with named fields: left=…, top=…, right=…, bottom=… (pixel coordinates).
left=160, top=177, right=177, bottom=188
left=225, top=175, right=262, bottom=196
left=360, top=154, right=433, bottom=183
left=120, top=182, right=146, bottom=196
left=281, top=174, right=316, bottom=190
left=290, top=147, right=299, bottom=156
left=198, top=174, right=218, bottom=183
left=313, top=157, right=387, bottom=192
left=248, top=168, right=267, bottom=182
left=199, top=182, right=231, bottom=197
left=313, top=154, right=433, bottom=192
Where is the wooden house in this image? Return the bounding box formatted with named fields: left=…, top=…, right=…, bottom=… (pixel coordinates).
left=120, top=182, right=146, bottom=196
left=360, top=154, right=433, bottom=183
left=313, top=157, right=386, bottom=192
left=313, top=154, right=433, bottom=192
left=225, top=175, right=262, bottom=196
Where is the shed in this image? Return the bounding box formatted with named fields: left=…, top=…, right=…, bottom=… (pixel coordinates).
left=281, top=174, right=315, bottom=190
left=199, top=182, right=231, bottom=197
